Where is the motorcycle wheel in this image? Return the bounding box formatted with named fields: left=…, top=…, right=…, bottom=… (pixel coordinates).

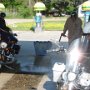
left=1, top=61, right=20, bottom=73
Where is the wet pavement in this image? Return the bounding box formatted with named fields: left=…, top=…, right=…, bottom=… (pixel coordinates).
left=13, top=31, right=68, bottom=90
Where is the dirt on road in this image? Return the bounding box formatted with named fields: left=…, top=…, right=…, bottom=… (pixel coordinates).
left=1, top=73, right=43, bottom=90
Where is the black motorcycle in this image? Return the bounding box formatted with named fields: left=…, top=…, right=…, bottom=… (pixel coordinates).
left=0, top=29, right=20, bottom=71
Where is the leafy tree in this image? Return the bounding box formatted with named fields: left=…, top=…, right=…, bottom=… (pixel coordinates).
left=1, top=0, right=35, bottom=18
left=0, top=0, right=88, bottom=18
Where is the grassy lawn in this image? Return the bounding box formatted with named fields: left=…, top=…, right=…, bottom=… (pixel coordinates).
left=43, top=21, right=65, bottom=31
left=8, top=21, right=65, bottom=31
left=8, top=17, right=84, bottom=31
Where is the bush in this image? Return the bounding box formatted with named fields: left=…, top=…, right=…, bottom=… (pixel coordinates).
left=18, top=6, right=33, bottom=18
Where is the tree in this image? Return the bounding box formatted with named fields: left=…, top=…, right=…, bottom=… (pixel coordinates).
left=0, top=0, right=88, bottom=18
left=2, top=0, right=35, bottom=18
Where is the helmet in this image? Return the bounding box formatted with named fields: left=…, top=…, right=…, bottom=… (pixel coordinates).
left=70, top=8, right=78, bottom=17
left=0, top=12, right=6, bottom=18
left=70, top=10, right=78, bottom=19
left=71, top=11, right=77, bottom=16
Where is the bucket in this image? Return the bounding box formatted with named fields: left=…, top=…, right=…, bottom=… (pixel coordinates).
left=52, top=62, right=65, bottom=82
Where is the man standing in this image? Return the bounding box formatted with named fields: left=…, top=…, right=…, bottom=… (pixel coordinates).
left=61, top=11, right=83, bottom=45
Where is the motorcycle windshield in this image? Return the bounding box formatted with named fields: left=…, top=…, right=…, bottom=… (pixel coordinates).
left=66, top=36, right=90, bottom=73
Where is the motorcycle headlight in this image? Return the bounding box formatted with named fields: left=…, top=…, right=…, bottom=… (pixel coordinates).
left=68, top=72, right=76, bottom=81
left=79, top=72, right=90, bottom=86
left=0, top=42, right=7, bottom=48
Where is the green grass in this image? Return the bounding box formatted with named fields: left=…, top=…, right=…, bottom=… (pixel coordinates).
left=8, top=21, right=66, bottom=31
left=43, top=21, right=65, bottom=30
left=8, top=17, right=84, bottom=31
left=9, top=22, right=35, bottom=31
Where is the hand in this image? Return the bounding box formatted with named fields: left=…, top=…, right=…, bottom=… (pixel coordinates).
left=61, top=33, right=65, bottom=36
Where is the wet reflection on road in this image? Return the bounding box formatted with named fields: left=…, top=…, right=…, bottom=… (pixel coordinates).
left=1, top=41, right=67, bottom=74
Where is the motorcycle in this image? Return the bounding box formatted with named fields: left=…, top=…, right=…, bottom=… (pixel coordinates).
left=0, top=29, right=20, bottom=71
left=57, top=34, right=90, bottom=90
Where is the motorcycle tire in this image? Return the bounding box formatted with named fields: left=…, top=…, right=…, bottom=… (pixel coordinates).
left=1, top=62, right=20, bottom=73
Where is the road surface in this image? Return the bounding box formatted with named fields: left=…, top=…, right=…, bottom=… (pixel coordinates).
left=0, top=30, right=68, bottom=90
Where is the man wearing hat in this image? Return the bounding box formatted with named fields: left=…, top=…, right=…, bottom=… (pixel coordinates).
left=61, top=10, right=83, bottom=45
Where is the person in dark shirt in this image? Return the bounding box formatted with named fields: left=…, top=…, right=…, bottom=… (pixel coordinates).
left=61, top=11, right=83, bottom=45
left=0, top=12, right=18, bottom=43
left=0, top=12, right=7, bottom=30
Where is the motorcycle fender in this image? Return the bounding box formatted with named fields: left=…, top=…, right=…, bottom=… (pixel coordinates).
left=52, top=62, right=65, bottom=82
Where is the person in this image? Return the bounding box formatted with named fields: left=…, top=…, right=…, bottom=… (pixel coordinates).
left=83, top=15, right=90, bottom=34
left=34, top=12, right=42, bottom=27
left=61, top=10, right=83, bottom=45
left=0, top=12, right=7, bottom=30
left=0, top=12, right=18, bottom=42
left=83, top=15, right=90, bottom=53
left=0, top=12, right=13, bottom=33
left=0, top=12, right=20, bottom=54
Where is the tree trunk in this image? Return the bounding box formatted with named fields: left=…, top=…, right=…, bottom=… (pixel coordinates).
left=28, top=0, right=36, bottom=8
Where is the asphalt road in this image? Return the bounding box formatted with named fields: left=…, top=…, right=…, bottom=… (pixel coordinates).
left=1, top=17, right=68, bottom=90
left=15, top=31, right=68, bottom=90
left=0, top=30, right=68, bottom=90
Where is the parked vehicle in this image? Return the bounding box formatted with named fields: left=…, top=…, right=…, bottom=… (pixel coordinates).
left=0, top=29, right=20, bottom=71
left=48, top=32, right=90, bottom=90
left=57, top=35, right=90, bottom=90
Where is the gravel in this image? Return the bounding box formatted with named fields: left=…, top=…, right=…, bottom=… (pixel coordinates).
left=1, top=73, right=43, bottom=90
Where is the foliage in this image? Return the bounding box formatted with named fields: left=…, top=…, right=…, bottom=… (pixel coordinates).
left=0, top=0, right=88, bottom=18
left=1, top=0, right=34, bottom=18
left=18, top=6, right=32, bottom=18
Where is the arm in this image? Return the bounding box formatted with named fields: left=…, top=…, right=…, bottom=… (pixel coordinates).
left=61, top=18, right=69, bottom=36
